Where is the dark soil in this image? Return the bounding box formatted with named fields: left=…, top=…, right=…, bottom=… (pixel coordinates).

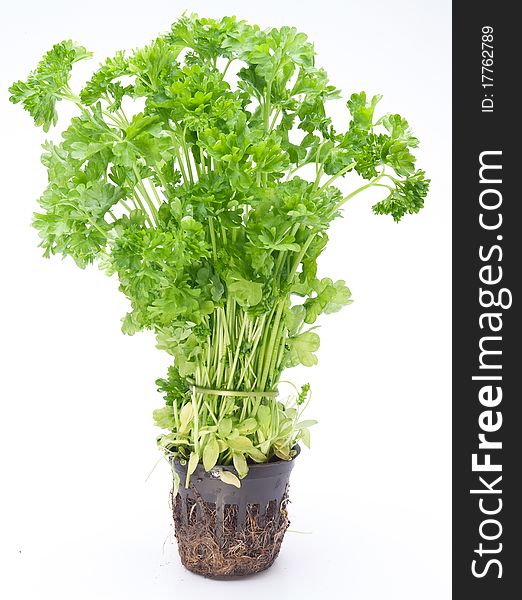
left=171, top=490, right=290, bottom=577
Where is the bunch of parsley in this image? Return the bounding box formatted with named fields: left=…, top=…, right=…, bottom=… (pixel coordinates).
left=10, top=15, right=429, bottom=487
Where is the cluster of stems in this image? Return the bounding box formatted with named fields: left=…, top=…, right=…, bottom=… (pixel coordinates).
left=57, top=81, right=388, bottom=467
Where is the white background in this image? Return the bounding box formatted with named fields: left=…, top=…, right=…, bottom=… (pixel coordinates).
left=0, top=1, right=451, bottom=598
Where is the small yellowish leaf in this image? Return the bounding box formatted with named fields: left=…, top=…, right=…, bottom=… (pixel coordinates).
left=179, top=403, right=194, bottom=433
left=247, top=447, right=266, bottom=463
left=296, top=419, right=318, bottom=429
left=219, top=469, right=241, bottom=488
left=199, top=426, right=218, bottom=435
left=218, top=418, right=232, bottom=437
left=274, top=444, right=291, bottom=460
left=256, top=405, right=271, bottom=432
left=153, top=406, right=175, bottom=429
left=233, top=452, right=248, bottom=479
left=185, top=451, right=199, bottom=487
left=238, top=418, right=258, bottom=435
left=301, top=427, right=311, bottom=449
left=203, top=435, right=219, bottom=471
left=158, top=433, right=184, bottom=448
left=227, top=435, right=254, bottom=452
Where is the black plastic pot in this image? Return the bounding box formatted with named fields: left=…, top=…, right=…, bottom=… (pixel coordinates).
left=169, top=448, right=299, bottom=578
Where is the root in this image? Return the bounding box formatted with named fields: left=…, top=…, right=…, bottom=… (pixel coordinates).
left=172, top=492, right=290, bottom=577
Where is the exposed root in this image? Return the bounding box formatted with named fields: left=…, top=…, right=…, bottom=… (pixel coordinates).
left=172, top=491, right=290, bottom=577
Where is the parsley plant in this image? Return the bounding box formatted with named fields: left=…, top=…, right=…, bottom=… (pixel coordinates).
left=10, top=15, right=429, bottom=485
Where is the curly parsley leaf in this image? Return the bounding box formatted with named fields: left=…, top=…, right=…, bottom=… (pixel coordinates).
left=9, top=41, right=92, bottom=131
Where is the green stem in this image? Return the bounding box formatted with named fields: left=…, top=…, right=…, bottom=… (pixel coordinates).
left=222, top=58, right=234, bottom=77
left=199, top=146, right=207, bottom=176
left=269, top=108, right=281, bottom=132
left=335, top=173, right=385, bottom=211
left=267, top=313, right=286, bottom=387
left=192, top=388, right=200, bottom=455
left=208, top=218, right=217, bottom=260
left=132, top=192, right=153, bottom=227
left=101, top=109, right=126, bottom=129
left=264, top=80, right=273, bottom=131
left=319, top=161, right=356, bottom=191
left=312, top=141, right=327, bottom=191
left=119, top=198, right=133, bottom=214
left=259, top=300, right=284, bottom=391
left=150, top=181, right=165, bottom=210
left=132, top=166, right=159, bottom=224
left=178, top=127, right=194, bottom=185
left=235, top=314, right=267, bottom=390
left=285, top=162, right=311, bottom=181
left=226, top=313, right=247, bottom=389
left=374, top=183, right=395, bottom=192
left=174, top=150, right=189, bottom=186
left=288, top=232, right=316, bottom=282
